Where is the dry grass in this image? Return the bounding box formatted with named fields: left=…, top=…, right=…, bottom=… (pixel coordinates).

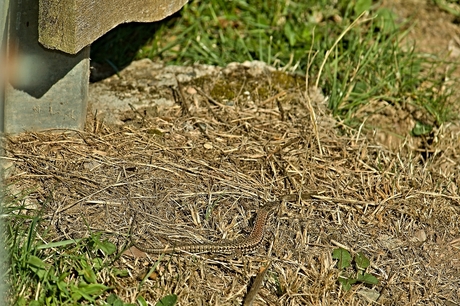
left=4, top=62, right=460, bottom=305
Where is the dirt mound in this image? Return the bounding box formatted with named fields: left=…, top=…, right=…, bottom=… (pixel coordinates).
left=5, top=59, right=460, bottom=305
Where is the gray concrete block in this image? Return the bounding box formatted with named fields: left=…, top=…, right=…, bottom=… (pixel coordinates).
left=3, top=0, right=89, bottom=133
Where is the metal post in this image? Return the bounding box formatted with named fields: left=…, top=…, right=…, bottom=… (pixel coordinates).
left=0, top=0, right=9, bottom=301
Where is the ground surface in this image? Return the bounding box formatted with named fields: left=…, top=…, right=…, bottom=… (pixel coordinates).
left=5, top=1, right=460, bottom=305
left=385, top=0, right=460, bottom=56
left=352, top=0, right=460, bottom=150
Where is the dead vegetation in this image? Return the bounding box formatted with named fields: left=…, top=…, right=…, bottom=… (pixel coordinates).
left=4, top=62, right=460, bottom=305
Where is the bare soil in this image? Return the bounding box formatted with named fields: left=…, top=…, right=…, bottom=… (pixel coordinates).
left=4, top=1, right=460, bottom=305
left=354, top=0, right=460, bottom=150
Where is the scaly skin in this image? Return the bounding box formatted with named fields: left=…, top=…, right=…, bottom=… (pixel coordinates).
left=131, top=201, right=279, bottom=255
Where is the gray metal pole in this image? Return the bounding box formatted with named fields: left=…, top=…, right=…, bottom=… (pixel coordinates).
left=1, top=0, right=7, bottom=131
left=0, top=0, right=9, bottom=302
